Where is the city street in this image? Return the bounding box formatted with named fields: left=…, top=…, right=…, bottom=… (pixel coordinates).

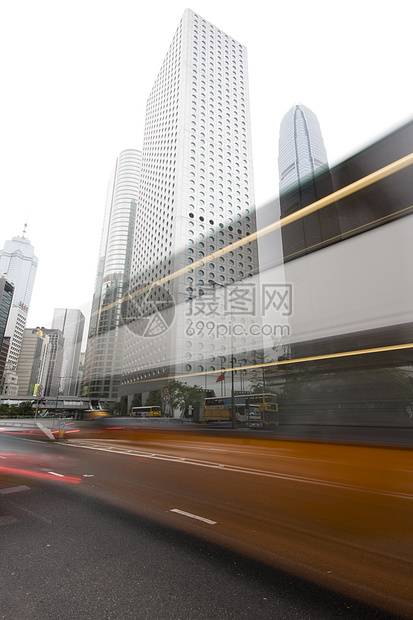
left=1, top=431, right=412, bottom=619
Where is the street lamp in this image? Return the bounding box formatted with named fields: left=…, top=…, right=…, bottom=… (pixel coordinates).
left=208, top=280, right=235, bottom=429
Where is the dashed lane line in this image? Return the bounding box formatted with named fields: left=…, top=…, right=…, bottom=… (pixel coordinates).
left=170, top=508, right=217, bottom=525
left=0, top=485, right=31, bottom=495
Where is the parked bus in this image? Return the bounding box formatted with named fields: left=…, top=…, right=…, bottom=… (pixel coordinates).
left=203, top=393, right=278, bottom=428
left=131, top=406, right=162, bottom=417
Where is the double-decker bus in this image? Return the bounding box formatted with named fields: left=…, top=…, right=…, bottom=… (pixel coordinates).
left=130, top=406, right=162, bottom=417
left=203, top=393, right=278, bottom=428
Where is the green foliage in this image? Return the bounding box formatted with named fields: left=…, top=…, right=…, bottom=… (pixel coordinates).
left=150, top=380, right=204, bottom=413
left=250, top=382, right=266, bottom=394
left=108, top=401, right=126, bottom=415
left=18, top=401, right=35, bottom=416
left=146, top=390, right=162, bottom=407
left=131, top=394, right=142, bottom=408
left=0, top=401, right=35, bottom=418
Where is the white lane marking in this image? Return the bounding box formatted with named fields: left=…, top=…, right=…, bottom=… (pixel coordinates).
left=47, top=471, right=64, bottom=477
left=170, top=508, right=216, bottom=525
left=36, top=422, right=55, bottom=441
left=0, top=485, right=30, bottom=495
left=61, top=440, right=413, bottom=500
left=0, top=516, right=18, bottom=525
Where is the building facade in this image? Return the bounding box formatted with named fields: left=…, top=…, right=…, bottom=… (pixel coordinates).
left=278, top=104, right=339, bottom=260
left=15, top=328, right=50, bottom=396
left=51, top=308, right=85, bottom=397
left=42, top=328, right=64, bottom=397
left=0, top=229, right=38, bottom=386
left=0, top=277, right=14, bottom=350
left=0, top=277, right=14, bottom=387
left=120, top=9, right=258, bottom=405
left=83, top=149, right=141, bottom=400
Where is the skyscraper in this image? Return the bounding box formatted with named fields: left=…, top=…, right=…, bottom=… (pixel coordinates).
left=42, top=328, right=64, bottom=397
left=52, top=308, right=85, bottom=396
left=0, top=227, right=38, bottom=393
left=120, top=9, right=258, bottom=405
left=0, top=277, right=14, bottom=350
left=0, top=277, right=14, bottom=387
left=83, top=149, right=141, bottom=400
left=278, top=104, right=339, bottom=260
left=15, top=328, right=50, bottom=396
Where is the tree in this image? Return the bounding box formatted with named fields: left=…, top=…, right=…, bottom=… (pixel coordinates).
left=165, top=380, right=186, bottom=410
left=250, top=381, right=267, bottom=394
left=146, top=389, right=162, bottom=407
left=180, top=384, right=204, bottom=413
left=163, top=380, right=204, bottom=415
left=0, top=404, right=12, bottom=418
left=108, top=401, right=126, bottom=416
left=131, top=394, right=142, bottom=408
left=18, top=401, right=35, bottom=417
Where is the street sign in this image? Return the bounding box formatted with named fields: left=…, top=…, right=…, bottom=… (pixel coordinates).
left=163, top=387, right=170, bottom=402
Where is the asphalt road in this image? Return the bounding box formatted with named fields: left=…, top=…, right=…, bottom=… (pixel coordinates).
left=1, top=432, right=412, bottom=619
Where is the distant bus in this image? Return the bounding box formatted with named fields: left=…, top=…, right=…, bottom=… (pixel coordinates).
left=131, top=406, right=162, bottom=417
left=82, top=410, right=110, bottom=421
left=203, top=393, right=278, bottom=428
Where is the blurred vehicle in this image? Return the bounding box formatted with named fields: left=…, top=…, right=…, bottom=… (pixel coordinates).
left=82, top=410, right=111, bottom=421
left=130, top=406, right=162, bottom=417
left=203, top=393, right=278, bottom=428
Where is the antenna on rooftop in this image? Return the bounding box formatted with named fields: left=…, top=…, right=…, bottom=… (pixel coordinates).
left=22, top=222, right=27, bottom=238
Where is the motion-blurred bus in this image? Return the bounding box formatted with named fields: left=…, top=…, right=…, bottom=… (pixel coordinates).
left=203, top=393, right=278, bottom=428
left=131, top=406, right=162, bottom=417
left=82, top=410, right=110, bottom=421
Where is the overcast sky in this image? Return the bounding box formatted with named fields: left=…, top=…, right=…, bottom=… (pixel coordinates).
left=1, top=0, right=411, bottom=341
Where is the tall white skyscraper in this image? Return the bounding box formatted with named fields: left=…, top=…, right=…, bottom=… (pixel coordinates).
left=120, top=9, right=258, bottom=403
left=278, top=104, right=339, bottom=260
left=84, top=149, right=141, bottom=400
left=0, top=228, right=38, bottom=393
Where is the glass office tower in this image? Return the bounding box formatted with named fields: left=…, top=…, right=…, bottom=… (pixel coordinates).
left=84, top=149, right=141, bottom=400
left=278, top=104, right=339, bottom=260
left=52, top=308, right=84, bottom=397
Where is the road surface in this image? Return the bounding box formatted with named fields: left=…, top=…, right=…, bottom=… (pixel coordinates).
left=1, top=431, right=412, bottom=619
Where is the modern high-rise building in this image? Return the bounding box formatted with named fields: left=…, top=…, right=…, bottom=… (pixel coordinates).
left=52, top=308, right=85, bottom=396
left=278, top=104, right=339, bottom=260
left=120, top=9, right=258, bottom=405
left=0, top=277, right=14, bottom=387
left=0, top=229, right=38, bottom=366
left=0, top=277, right=14, bottom=349
left=15, top=328, right=50, bottom=396
left=279, top=104, right=328, bottom=194
left=83, top=149, right=141, bottom=400
left=0, top=228, right=38, bottom=393
left=42, top=328, right=64, bottom=397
